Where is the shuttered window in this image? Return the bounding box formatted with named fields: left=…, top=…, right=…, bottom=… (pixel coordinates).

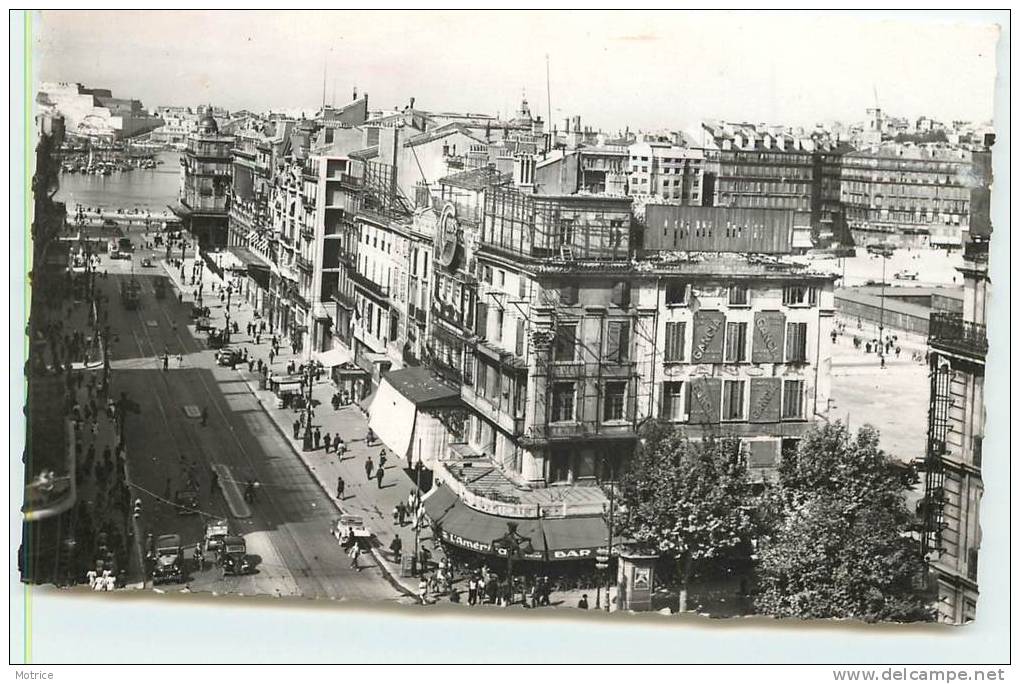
left=475, top=301, right=488, bottom=339
left=725, top=322, right=748, bottom=362
left=661, top=381, right=684, bottom=421
left=560, top=283, right=579, bottom=305
left=785, top=322, right=808, bottom=362
left=610, top=281, right=631, bottom=308
left=782, top=379, right=804, bottom=419
left=551, top=382, right=576, bottom=422
left=723, top=380, right=746, bottom=420
left=603, top=382, right=627, bottom=421
left=664, top=321, right=686, bottom=362
left=606, top=321, right=631, bottom=362
left=554, top=323, right=577, bottom=361
left=515, top=319, right=525, bottom=357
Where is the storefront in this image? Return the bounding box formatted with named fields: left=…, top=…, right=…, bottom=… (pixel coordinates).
left=315, top=347, right=370, bottom=404
left=422, top=484, right=611, bottom=574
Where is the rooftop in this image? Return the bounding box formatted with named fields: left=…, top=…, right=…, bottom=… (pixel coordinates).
left=439, top=165, right=512, bottom=191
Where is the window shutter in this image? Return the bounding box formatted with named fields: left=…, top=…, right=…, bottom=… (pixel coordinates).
left=752, top=311, right=785, bottom=363
left=515, top=318, right=525, bottom=357
left=688, top=378, right=722, bottom=424
left=748, top=377, right=782, bottom=423
left=475, top=301, right=488, bottom=339
left=606, top=321, right=621, bottom=362
left=692, top=311, right=725, bottom=363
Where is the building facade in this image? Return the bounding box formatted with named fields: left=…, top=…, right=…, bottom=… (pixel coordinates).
left=175, top=113, right=233, bottom=248
left=841, top=143, right=979, bottom=249
left=921, top=143, right=993, bottom=624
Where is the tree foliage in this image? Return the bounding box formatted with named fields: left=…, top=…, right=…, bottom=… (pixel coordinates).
left=756, top=421, right=934, bottom=622
left=617, top=423, right=756, bottom=578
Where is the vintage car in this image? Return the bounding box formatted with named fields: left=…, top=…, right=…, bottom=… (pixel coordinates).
left=141, top=257, right=154, bottom=268
left=204, top=519, right=230, bottom=556
left=216, top=346, right=241, bottom=366
left=174, top=488, right=200, bottom=515
left=219, top=536, right=252, bottom=576
left=331, top=514, right=372, bottom=549
left=895, top=270, right=919, bottom=281
left=207, top=330, right=229, bottom=350
left=152, top=534, right=183, bottom=585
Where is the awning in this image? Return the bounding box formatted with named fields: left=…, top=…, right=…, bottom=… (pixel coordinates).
left=423, top=486, right=545, bottom=560
left=542, top=516, right=610, bottom=561
left=422, top=484, right=610, bottom=562
left=316, top=347, right=353, bottom=368
left=381, top=366, right=461, bottom=409
left=226, top=245, right=270, bottom=270
left=367, top=377, right=417, bottom=458
left=313, top=302, right=332, bottom=321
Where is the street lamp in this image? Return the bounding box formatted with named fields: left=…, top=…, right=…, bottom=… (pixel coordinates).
left=878, top=248, right=891, bottom=368
left=301, top=358, right=315, bottom=452
left=411, top=441, right=424, bottom=576
left=492, top=522, right=535, bottom=605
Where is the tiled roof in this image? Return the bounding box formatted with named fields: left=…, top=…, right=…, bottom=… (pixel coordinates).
left=404, top=123, right=486, bottom=148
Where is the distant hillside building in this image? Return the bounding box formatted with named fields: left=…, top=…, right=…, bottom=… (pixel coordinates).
left=36, top=82, right=163, bottom=141
left=841, top=142, right=982, bottom=249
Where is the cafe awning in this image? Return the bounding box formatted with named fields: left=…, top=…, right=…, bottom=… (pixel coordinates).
left=316, top=347, right=353, bottom=368
left=422, top=484, right=610, bottom=562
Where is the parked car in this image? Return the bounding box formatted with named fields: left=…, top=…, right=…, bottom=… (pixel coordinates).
left=219, top=536, right=252, bottom=576
left=331, top=515, right=372, bottom=548
left=152, top=534, right=183, bottom=585
left=895, top=270, right=919, bottom=281
left=216, top=347, right=241, bottom=366
left=141, top=257, right=153, bottom=268
left=204, top=519, right=230, bottom=557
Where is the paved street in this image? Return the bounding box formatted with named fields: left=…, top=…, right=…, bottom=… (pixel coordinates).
left=97, top=228, right=405, bottom=603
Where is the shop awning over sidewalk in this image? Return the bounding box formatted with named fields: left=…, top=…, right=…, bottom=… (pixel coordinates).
left=368, top=368, right=461, bottom=460
left=316, top=347, right=353, bottom=368
left=421, top=484, right=610, bottom=563
left=225, top=245, right=270, bottom=271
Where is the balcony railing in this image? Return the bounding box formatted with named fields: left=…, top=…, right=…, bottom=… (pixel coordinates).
left=349, top=270, right=389, bottom=299
left=929, top=312, right=988, bottom=359
left=295, top=254, right=313, bottom=272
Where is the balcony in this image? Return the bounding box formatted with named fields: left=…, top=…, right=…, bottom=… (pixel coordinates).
left=929, top=312, right=987, bottom=359
left=331, top=172, right=361, bottom=190
left=300, top=225, right=315, bottom=240
left=294, top=254, right=313, bottom=273
left=523, top=421, right=637, bottom=444
left=349, top=269, right=390, bottom=300
left=461, top=387, right=525, bottom=437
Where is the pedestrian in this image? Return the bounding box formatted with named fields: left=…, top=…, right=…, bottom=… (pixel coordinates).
left=365, top=456, right=374, bottom=480
left=162, top=354, right=169, bottom=371
left=255, top=332, right=261, bottom=345
left=292, top=419, right=300, bottom=440
left=210, top=468, right=220, bottom=494
left=578, top=594, right=589, bottom=610
left=314, top=427, right=321, bottom=450
left=194, top=544, right=204, bottom=572
left=336, top=475, right=345, bottom=500
left=376, top=466, right=385, bottom=489
left=268, top=349, right=275, bottom=365
left=379, top=451, right=387, bottom=471
left=331, top=393, right=340, bottom=411
left=389, top=535, right=403, bottom=564
left=177, top=353, right=183, bottom=367
left=349, top=543, right=362, bottom=571
left=895, top=346, right=902, bottom=358
left=323, top=432, right=332, bottom=453
left=201, top=406, right=209, bottom=427
left=396, top=502, right=406, bottom=526
left=336, top=436, right=346, bottom=457
left=467, top=575, right=478, bottom=606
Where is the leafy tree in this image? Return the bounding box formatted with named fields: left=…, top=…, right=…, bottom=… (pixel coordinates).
left=616, top=422, right=756, bottom=612
left=756, top=421, right=934, bottom=622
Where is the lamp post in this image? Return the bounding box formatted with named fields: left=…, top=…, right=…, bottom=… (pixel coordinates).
left=493, top=522, right=535, bottom=606
left=878, top=249, right=889, bottom=367
left=411, top=440, right=425, bottom=576
left=301, top=355, right=315, bottom=452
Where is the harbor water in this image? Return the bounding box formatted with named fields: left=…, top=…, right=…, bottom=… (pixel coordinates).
left=55, top=150, right=181, bottom=215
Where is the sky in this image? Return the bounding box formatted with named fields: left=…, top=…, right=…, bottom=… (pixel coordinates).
left=33, top=10, right=1002, bottom=133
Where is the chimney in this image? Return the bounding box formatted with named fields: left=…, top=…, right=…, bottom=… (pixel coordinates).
left=353, top=86, right=358, bottom=102
left=409, top=96, right=415, bottom=110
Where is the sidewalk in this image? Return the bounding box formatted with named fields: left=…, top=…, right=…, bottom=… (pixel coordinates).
left=161, top=255, right=424, bottom=599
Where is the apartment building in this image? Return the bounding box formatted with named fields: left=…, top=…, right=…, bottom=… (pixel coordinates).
left=627, top=139, right=705, bottom=204
left=921, top=143, right=993, bottom=624
left=841, top=142, right=981, bottom=248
